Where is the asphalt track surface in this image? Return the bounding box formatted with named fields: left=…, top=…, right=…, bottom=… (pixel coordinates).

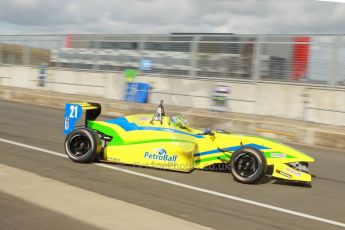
left=1, top=99, right=345, bottom=230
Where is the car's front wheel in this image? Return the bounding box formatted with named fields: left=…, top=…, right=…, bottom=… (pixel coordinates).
left=230, top=147, right=266, bottom=184
left=64, top=128, right=101, bottom=163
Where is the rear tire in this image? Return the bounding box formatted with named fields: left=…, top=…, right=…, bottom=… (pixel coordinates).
left=64, top=128, right=101, bottom=163
left=230, top=147, right=266, bottom=184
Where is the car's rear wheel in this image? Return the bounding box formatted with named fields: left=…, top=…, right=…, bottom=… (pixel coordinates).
left=230, top=147, right=266, bottom=184
left=65, top=128, right=101, bottom=163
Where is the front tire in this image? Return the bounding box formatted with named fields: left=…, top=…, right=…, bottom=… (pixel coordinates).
left=230, top=147, right=266, bottom=184
left=64, top=128, right=101, bottom=163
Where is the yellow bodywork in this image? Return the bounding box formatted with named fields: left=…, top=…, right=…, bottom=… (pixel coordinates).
left=88, top=114, right=314, bottom=182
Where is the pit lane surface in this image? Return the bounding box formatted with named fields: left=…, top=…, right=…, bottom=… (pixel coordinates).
left=1, top=100, right=345, bottom=230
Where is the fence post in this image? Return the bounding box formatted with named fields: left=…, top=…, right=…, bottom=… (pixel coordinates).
left=0, top=42, right=2, bottom=64
left=54, top=39, right=62, bottom=68
left=92, top=40, right=100, bottom=71
left=251, top=36, right=263, bottom=82
left=251, top=36, right=263, bottom=115
left=138, top=35, right=146, bottom=72
left=23, top=40, right=31, bottom=65
left=329, top=36, right=341, bottom=86
left=138, top=36, right=145, bottom=52
left=189, top=35, right=200, bottom=77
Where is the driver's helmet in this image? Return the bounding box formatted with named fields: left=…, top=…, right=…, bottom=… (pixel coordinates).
left=171, top=115, right=189, bottom=129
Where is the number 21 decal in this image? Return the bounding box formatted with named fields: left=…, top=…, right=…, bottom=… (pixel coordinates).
left=69, top=105, right=78, bottom=118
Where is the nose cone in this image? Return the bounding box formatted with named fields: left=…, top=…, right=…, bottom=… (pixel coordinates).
left=283, top=145, right=315, bottom=162
left=255, top=136, right=315, bottom=163
left=301, top=153, right=315, bottom=162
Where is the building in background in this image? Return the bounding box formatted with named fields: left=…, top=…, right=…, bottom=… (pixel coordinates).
left=50, top=34, right=306, bottom=81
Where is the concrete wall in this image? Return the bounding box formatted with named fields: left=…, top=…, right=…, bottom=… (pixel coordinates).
left=307, top=87, right=345, bottom=126
left=0, top=65, right=344, bottom=126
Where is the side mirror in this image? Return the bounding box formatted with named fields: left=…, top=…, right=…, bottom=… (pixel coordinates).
left=204, top=128, right=212, bottom=135
left=199, top=128, right=214, bottom=136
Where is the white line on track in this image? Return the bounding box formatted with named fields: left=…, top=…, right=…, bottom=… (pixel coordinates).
left=1, top=137, right=345, bottom=228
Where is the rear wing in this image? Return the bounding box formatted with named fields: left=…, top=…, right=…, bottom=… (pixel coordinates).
left=64, top=102, right=101, bottom=135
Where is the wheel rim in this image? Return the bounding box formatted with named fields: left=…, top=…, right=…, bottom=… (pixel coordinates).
left=69, top=134, right=91, bottom=157
left=233, top=153, right=259, bottom=178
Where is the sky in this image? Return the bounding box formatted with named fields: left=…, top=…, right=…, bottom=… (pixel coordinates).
left=0, top=0, right=345, bottom=34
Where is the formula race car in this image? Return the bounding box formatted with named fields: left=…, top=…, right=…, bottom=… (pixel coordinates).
left=63, top=101, right=314, bottom=184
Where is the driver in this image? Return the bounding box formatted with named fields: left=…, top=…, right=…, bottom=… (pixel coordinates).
left=150, top=100, right=165, bottom=124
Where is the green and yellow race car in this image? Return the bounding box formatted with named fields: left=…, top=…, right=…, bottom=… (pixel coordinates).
left=63, top=101, right=314, bottom=184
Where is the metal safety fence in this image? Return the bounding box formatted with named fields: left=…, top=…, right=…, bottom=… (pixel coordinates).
left=0, top=34, right=345, bottom=86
